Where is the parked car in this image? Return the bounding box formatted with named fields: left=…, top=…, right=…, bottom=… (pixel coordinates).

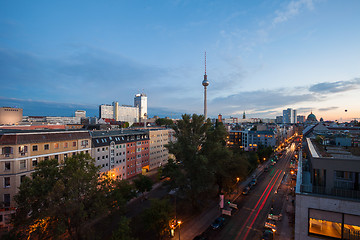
left=211, top=217, right=225, bottom=230
left=242, top=186, right=250, bottom=195
left=250, top=178, right=257, bottom=186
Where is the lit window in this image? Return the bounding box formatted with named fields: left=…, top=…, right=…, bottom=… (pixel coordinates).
left=4, top=177, right=10, bottom=188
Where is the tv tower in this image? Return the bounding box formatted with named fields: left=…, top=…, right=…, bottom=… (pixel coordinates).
left=202, top=52, right=209, bottom=120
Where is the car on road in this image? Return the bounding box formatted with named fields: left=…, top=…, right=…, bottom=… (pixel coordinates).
left=261, top=229, right=274, bottom=240
left=211, top=217, right=225, bottom=230
left=242, top=186, right=250, bottom=195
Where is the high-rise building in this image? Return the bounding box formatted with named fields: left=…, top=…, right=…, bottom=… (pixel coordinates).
left=283, top=108, right=297, bottom=124
left=99, top=104, right=114, bottom=119
left=292, top=109, right=297, bottom=124
left=134, top=93, right=147, bottom=121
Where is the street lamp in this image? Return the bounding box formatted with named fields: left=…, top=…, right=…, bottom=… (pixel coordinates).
left=177, top=221, right=182, bottom=240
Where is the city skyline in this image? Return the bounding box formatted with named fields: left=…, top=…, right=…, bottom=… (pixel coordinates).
left=1, top=0, right=360, bottom=121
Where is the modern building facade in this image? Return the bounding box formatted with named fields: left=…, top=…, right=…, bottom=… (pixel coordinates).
left=241, top=130, right=276, bottom=151
left=283, top=108, right=297, bottom=124
left=116, top=105, right=139, bottom=123
left=0, top=107, right=23, bottom=125
left=295, top=138, right=360, bottom=239
left=134, top=93, right=148, bottom=122
left=99, top=104, right=114, bottom=119
left=0, top=129, right=91, bottom=228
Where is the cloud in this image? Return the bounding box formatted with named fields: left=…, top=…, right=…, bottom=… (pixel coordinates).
left=0, top=47, right=169, bottom=104
left=318, top=107, right=339, bottom=112
left=210, top=88, right=317, bottom=116
left=273, top=0, right=314, bottom=26
left=309, top=78, right=360, bottom=94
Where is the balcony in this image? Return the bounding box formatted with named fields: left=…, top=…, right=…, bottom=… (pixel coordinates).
left=300, top=184, right=360, bottom=200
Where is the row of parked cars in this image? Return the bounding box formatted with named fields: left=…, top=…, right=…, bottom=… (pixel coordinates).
left=192, top=216, right=227, bottom=240
left=242, top=177, right=257, bottom=195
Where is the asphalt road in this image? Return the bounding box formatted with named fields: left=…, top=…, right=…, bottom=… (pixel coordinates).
left=201, top=143, right=296, bottom=240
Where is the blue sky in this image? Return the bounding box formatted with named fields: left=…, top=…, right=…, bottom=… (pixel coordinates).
left=1, top=0, right=360, bottom=121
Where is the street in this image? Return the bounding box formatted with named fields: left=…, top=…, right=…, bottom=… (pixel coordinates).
left=176, top=140, right=299, bottom=240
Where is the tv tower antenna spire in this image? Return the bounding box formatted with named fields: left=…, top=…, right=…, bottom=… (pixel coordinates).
left=202, top=51, right=209, bottom=120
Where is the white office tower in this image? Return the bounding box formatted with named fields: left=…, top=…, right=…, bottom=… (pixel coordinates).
left=292, top=109, right=297, bottom=124
left=99, top=104, right=114, bottom=119
left=134, top=93, right=148, bottom=121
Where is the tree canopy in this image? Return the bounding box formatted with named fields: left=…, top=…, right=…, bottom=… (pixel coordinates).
left=13, top=153, right=133, bottom=240
left=164, top=114, right=249, bottom=209
left=155, top=118, right=174, bottom=126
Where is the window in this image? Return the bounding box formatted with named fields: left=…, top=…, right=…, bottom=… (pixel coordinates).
left=4, top=177, right=10, bottom=188
left=81, top=140, right=88, bottom=147
left=4, top=162, right=10, bottom=171
left=20, top=160, right=26, bottom=169
left=64, top=153, right=68, bottom=159
left=2, top=147, right=13, bottom=156
left=44, top=144, right=49, bottom=150
left=54, top=155, right=59, bottom=160
left=54, top=143, right=59, bottom=149
left=20, top=175, right=26, bottom=183
left=3, top=194, right=10, bottom=207
left=44, top=156, right=49, bottom=161
left=73, top=141, right=76, bottom=147
left=32, top=158, right=38, bottom=167
left=64, top=142, right=68, bottom=148
left=32, top=145, right=38, bottom=151
left=309, top=209, right=342, bottom=239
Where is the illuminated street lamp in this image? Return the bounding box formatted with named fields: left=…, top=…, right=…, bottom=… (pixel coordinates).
left=177, top=221, right=182, bottom=240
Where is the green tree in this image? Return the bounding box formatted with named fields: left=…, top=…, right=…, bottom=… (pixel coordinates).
left=13, top=153, right=111, bottom=240
left=203, top=121, right=248, bottom=194
left=111, top=216, right=137, bottom=240
left=165, top=114, right=214, bottom=209
left=142, top=199, right=174, bottom=240
left=133, top=175, right=153, bottom=199
left=155, top=118, right=174, bottom=126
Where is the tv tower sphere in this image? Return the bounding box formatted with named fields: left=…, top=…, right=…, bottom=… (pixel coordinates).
left=202, top=78, right=209, bottom=87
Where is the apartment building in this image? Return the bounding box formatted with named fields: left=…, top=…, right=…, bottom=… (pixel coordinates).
left=90, top=130, right=149, bottom=180
left=295, top=138, right=360, bottom=239
left=241, top=130, right=276, bottom=151
left=0, top=129, right=91, bottom=228
left=147, top=128, right=169, bottom=170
